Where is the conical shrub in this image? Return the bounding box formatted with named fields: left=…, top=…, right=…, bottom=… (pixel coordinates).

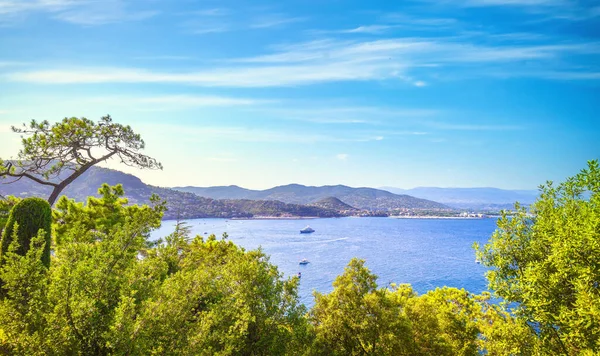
left=0, top=197, right=52, bottom=268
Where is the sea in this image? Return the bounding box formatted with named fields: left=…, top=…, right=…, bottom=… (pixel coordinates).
left=150, top=217, right=497, bottom=307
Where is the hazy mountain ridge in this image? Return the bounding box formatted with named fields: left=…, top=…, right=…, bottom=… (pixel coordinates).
left=309, top=197, right=358, bottom=212
left=380, top=186, right=539, bottom=210
left=173, top=184, right=450, bottom=210
left=0, top=167, right=340, bottom=219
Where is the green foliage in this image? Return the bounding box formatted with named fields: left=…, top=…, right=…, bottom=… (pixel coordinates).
left=0, top=197, right=52, bottom=269
left=0, top=196, right=20, bottom=236
left=310, top=258, right=412, bottom=355
left=127, top=235, right=309, bottom=355
left=0, top=230, right=50, bottom=354
left=0, top=116, right=162, bottom=205
left=0, top=185, right=308, bottom=355
left=309, top=258, right=527, bottom=356
left=52, top=183, right=165, bottom=245
left=476, top=295, right=539, bottom=355
left=476, top=160, right=600, bottom=355
left=2, top=159, right=598, bottom=354
left=402, top=287, right=481, bottom=355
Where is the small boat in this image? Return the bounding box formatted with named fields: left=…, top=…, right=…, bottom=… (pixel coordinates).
left=475, top=259, right=481, bottom=264
left=299, top=258, right=310, bottom=265
left=300, top=226, right=315, bottom=234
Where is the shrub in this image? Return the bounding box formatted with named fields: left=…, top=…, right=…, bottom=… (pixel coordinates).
left=0, top=197, right=52, bottom=268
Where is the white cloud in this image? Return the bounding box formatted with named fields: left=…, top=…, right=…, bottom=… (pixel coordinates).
left=429, top=0, right=600, bottom=22
left=185, top=22, right=230, bottom=35
left=5, top=37, right=599, bottom=87
left=382, top=14, right=459, bottom=28
left=143, top=124, right=388, bottom=144
left=87, top=94, right=269, bottom=108
left=55, top=9, right=157, bottom=26
left=413, top=80, right=427, bottom=87
left=188, top=8, right=229, bottom=17
left=182, top=10, right=305, bottom=35
left=425, top=122, right=523, bottom=131
left=0, top=0, right=72, bottom=14
left=5, top=63, right=402, bottom=87
left=336, top=153, right=349, bottom=161
left=249, top=15, right=306, bottom=29
left=254, top=106, right=439, bottom=125
left=0, top=0, right=157, bottom=25
left=341, top=25, right=399, bottom=34
left=132, top=55, right=192, bottom=61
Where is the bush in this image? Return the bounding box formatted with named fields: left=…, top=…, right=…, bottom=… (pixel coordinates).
left=0, top=197, right=52, bottom=268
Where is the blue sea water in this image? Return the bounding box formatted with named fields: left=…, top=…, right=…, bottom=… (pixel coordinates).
left=150, top=217, right=497, bottom=307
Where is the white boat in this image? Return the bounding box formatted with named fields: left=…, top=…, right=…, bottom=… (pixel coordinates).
left=300, top=226, right=315, bottom=233
left=299, top=258, right=310, bottom=265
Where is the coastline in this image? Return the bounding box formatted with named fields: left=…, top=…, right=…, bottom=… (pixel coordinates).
left=389, top=216, right=487, bottom=220
left=162, top=215, right=493, bottom=222
left=230, top=216, right=320, bottom=220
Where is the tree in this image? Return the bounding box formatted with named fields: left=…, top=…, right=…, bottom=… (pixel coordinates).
left=0, top=115, right=162, bottom=205
left=0, top=185, right=309, bottom=355
left=0, top=196, right=20, bottom=237
left=0, top=197, right=52, bottom=269
left=52, top=183, right=165, bottom=245
left=309, top=258, right=518, bottom=356
left=475, top=160, right=600, bottom=355
left=310, top=258, right=413, bottom=355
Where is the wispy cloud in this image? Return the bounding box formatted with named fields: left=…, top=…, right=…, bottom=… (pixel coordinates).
left=336, top=153, right=349, bottom=161
left=182, top=8, right=305, bottom=34
left=254, top=106, right=439, bottom=125
left=339, top=25, right=399, bottom=34
left=145, top=124, right=390, bottom=144
left=249, top=14, right=306, bottom=29
left=185, top=22, right=231, bottom=35
left=424, top=121, right=524, bottom=131
left=382, top=13, right=459, bottom=28
left=0, top=0, right=158, bottom=25
left=188, top=8, right=229, bottom=17
left=86, top=94, right=269, bottom=108
left=132, top=55, right=193, bottom=61
left=429, top=0, right=600, bottom=22
left=4, top=35, right=599, bottom=86
left=0, top=0, right=72, bottom=14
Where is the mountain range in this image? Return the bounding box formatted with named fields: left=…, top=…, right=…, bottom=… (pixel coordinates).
left=1, top=165, right=537, bottom=219
left=0, top=167, right=341, bottom=219
left=380, top=187, right=539, bottom=210
left=172, top=184, right=449, bottom=210
left=1, top=166, right=447, bottom=219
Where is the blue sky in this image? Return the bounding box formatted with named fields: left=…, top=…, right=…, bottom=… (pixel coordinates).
left=0, top=0, right=598, bottom=190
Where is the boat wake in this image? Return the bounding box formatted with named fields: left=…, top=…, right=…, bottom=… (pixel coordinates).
left=317, top=237, right=349, bottom=243
left=287, top=237, right=349, bottom=245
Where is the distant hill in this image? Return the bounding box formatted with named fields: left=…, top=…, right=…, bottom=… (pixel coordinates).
left=0, top=166, right=340, bottom=219
left=309, top=197, right=358, bottom=212
left=173, top=184, right=450, bottom=211
left=175, top=185, right=258, bottom=200
left=380, top=187, right=539, bottom=210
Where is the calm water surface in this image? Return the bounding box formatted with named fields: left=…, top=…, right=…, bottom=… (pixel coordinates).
left=150, top=217, right=497, bottom=306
